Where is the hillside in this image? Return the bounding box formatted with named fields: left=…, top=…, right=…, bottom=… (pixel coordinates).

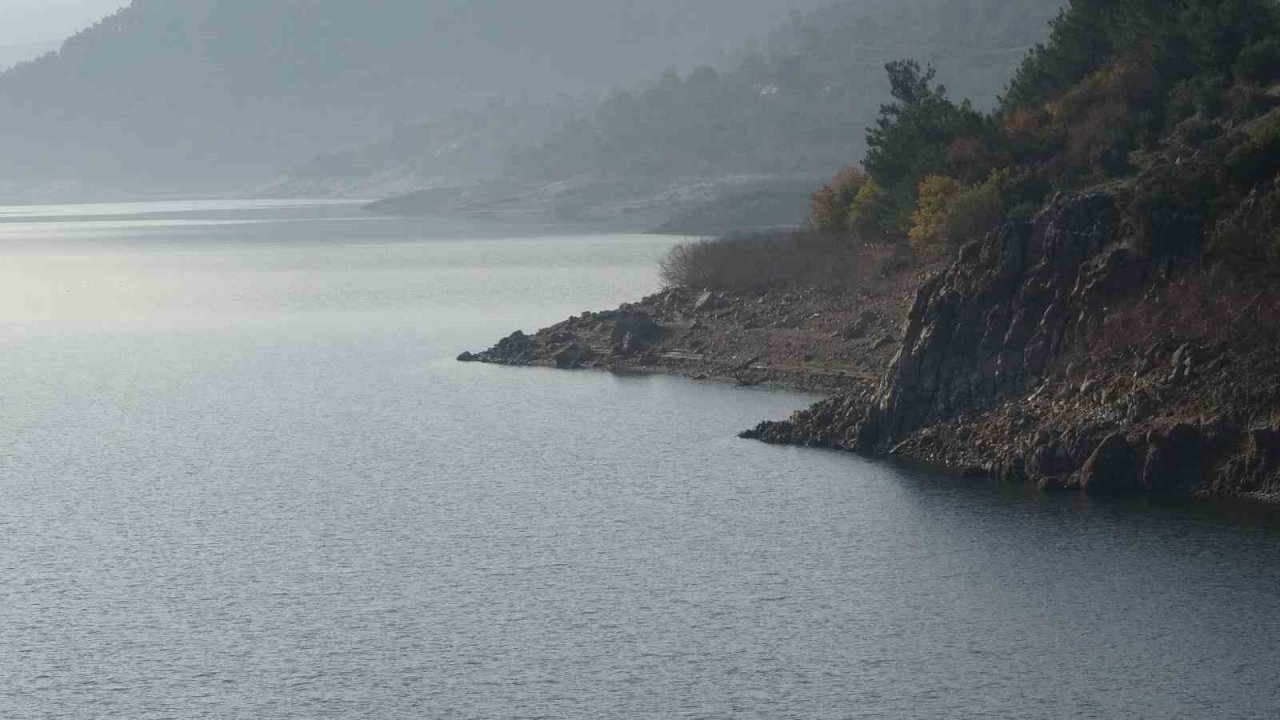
left=751, top=0, right=1280, bottom=499
left=256, top=97, right=594, bottom=200
left=0, top=0, right=832, bottom=198
left=359, top=0, right=1062, bottom=227
left=463, top=0, right=1280, bottom=501
left=504, top=0, right=1063, bottom=182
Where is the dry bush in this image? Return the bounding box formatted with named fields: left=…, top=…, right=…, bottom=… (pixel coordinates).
left=1092, top=272, right=1280, bottom=359
left=659, top=231, right=891, bottom=294
left=809, top=185, right=845, bottom=233
left=1211, top=183, right=1280, bottom=272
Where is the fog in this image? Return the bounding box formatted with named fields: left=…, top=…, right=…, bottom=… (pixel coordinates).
left=0, top=0, right=834, bottom=196
left=0, top=0, right=124, bottom=69
left=0, top=0, right=1059, bottom=203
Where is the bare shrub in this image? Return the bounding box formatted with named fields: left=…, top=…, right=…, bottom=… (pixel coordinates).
left=1211, top=184, right=1280, bottom=273
left=1092, top=272, right=1280, bottom=359
left=659, top=231, right=894, bottom=294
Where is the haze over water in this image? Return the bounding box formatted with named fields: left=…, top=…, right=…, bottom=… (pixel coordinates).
left=1, top=201, right=1278, bottom=719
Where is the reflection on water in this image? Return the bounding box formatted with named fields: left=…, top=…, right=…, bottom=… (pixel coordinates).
left=1, top=200, right=1277, bottom=719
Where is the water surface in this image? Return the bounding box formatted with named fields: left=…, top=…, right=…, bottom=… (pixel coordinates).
left=1, top=200, right=1278, bottom=719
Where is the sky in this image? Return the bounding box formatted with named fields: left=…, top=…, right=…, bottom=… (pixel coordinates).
left=0, top=0, right=126, bottom=69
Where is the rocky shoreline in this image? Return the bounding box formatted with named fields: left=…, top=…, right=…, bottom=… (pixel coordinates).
left=458, top=284, right=909, bottom=396
left=743, top=191, right=1280, bottom=502
left=462, top=193, right=1280, bottom=502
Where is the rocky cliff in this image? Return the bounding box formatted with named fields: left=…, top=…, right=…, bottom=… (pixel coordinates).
left=461, top=175, right=1279, bottom=502
left=744, top=191, right=1280, bottom=501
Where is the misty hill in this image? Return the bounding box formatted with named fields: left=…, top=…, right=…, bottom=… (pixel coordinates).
left=0, top=0, right=834, bottom=198
left=259, top=96, right=596, bottom=199
left=350, top=0, right=1063, bottom=229
left=507, top=0, right=1065, bottom=182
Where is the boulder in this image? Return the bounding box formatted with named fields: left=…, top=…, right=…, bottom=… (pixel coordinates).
left=553, top=343, right=593, bottom=369
left=1080, top=433, right=1141, bottom=495
left=1218, top=428, right=1280, bottom=495
left=483, top=330, right=541, bottom=364
left=609, top=311, right=664, bottom=346
left=1141, top=423, right=1203, bottom=492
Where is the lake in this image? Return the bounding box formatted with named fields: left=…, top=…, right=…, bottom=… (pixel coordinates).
left=1, top=200, right=1278, bottom=719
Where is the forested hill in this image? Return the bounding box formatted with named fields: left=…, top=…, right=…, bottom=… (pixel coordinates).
left=504, top=0, right=1065, bottom=182
left=0, top=0, right=832, bottom=197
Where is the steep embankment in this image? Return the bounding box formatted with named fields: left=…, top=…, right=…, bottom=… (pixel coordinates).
left=461, top=0, right=1280, bottom=502
left=462, top=180, right=1279, bottom=502
left=745, top=188, right=1280, bottom=501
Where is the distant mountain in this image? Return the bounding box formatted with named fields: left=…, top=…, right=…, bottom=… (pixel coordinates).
left=0, top=0, right=833, bottom=198
left=353, top=0, right=1064, bottom=229
left=258, top=96, right=595, bottom=199
left=507, top=0, right=1066, bottom=182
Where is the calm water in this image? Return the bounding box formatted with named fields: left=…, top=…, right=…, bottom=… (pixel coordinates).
left=1, top=200, right=1278, bottom=719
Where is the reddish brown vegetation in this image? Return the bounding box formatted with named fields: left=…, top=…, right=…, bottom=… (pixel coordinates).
left=1093, top=273, right=1280, bottom=361
left=659, top=231, right=906, bottom=294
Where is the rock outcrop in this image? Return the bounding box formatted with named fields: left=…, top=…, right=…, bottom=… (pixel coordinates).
left=744, top=192, right=1280, bottom=501
left=458, top=281, right=922, bottom=395
left=460, top=188, right=1279, bottom=501
left=857, top=193, right=1133, bottom=450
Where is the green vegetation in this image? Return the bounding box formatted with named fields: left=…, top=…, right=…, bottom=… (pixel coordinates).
left=864, top=62, right=994, bottom=230
left=809, top=167, right=868, bottom=233
left=1224, top=112, right=1280, bottom=186
left=908, top=173, right=1005, bottom=252
left=799, top=0, right=1280, bottom=277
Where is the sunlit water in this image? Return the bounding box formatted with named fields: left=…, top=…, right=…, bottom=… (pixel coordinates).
left=1, top=200, right=1278, bottom=719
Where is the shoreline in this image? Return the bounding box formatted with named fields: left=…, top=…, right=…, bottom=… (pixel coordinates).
left=461, top=195, right=1280, bottom=503
left=462, top=301, right=1280, bottom=505
left=457, top=282, right=912, bottom=400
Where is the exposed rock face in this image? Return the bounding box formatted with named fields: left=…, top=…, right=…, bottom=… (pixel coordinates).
left=458, top=330, right=541, bottom=365
left=742, top=191, right=1280, bottom=501
left=1216, top=428, right=1280, bottom=498
left=554, top=343, right=593, bottom=369
left=1079, top=433, right=1141, bottom=495
left=740, top=394, right=873, bottom=449
left=460, top=190, right=1279, bottom=501
left=1141, top=423, right=1203, bottom=492
left=842, top=310, right=877, bottom=340
left=856, top=193, right=1133, bottom=450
